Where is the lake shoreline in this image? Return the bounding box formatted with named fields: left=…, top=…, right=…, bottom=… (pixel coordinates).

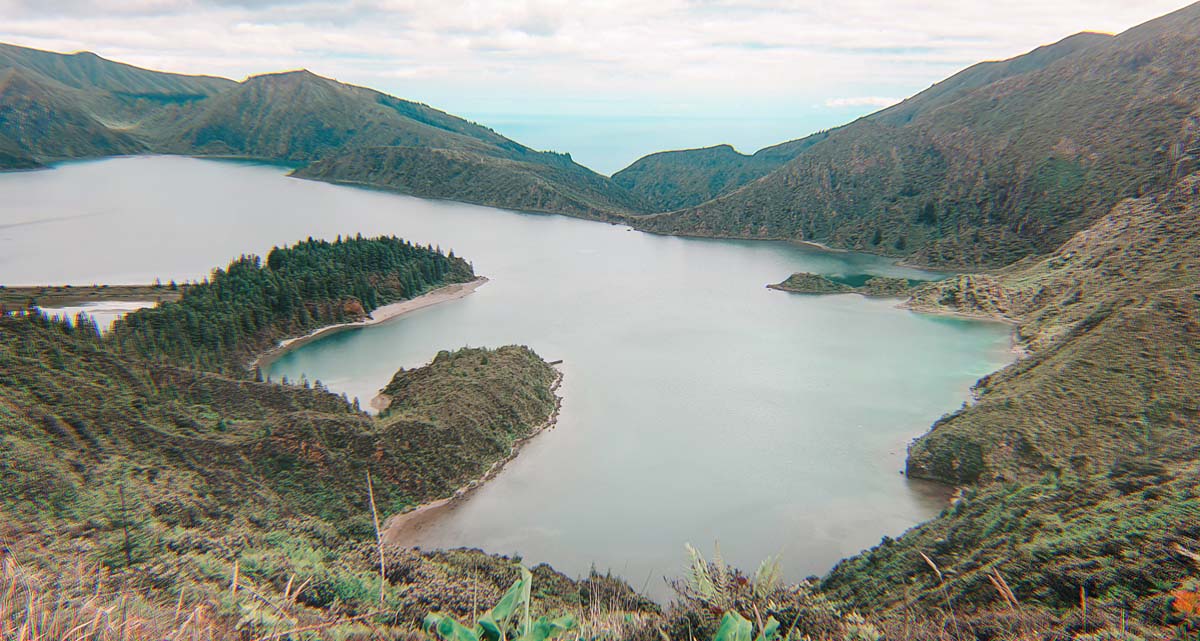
left=381, top=366, right=565, bottom=546
left=249, top=277, right=489, bottom=372
left=765, top=283, right=1026, bottom=360
left=901, top=300, right=1027, bottom=359
left=6, top=157, right=1018, bottom=594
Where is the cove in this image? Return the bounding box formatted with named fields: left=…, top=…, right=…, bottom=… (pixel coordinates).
left=0, top=156, right=1014, bottom=599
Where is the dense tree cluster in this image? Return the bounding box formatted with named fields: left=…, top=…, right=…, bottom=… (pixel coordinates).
left=108, top=235, right=473, bottom=373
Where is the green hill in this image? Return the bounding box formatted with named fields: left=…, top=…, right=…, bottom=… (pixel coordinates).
left=612, top=33, right=1107, bottom=217
left=295, top=145, right=646, bottom=218
left=146, top=69, right=527, bottom=162
left=0, top=42, right=649, bottom=214
left=0, top=67, right=146, bottom=162
left=611, top=135, right=832, bottom=213
left=613, top=144, right=787, bottom=211
left=633, top=5, right=1200, bottom=267
left=0, top=42, right=236, bottom=168
left=903, top=173, right=1200, bottom=486
left=803, top=170, right=1200, bottom=631
left=0, top=42, right=232, bottom=98
left=144, top=69, right=647, bottom=214
left=0, top=313, right=646, bottom=638
left=0, top=130, right=39, bottom=168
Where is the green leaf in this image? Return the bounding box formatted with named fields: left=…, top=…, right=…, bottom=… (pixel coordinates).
left=477, top=613, right=504, bottom=641
left=519, top=566, right=533, bottom=637
left=712, top=612, right=752, bottom=641
left=424, top=613, right=445, bottom=634
left=753, top=616, right=780, bottom=641
left=486, top=576, right=527, bottom=627
left=425, top=612, right=480, bottom=641
left=518, top=614, right=577, bottom=641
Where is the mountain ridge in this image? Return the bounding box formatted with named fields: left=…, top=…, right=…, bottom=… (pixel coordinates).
left=629, top=5, right=1200, bottom=267
left=610, top=30, right=1112, bottom=222
left=0, top=65, right=147, bottom=161
left=0, top=42, right=234, bottom=97
left=5, top=14, right=1196, bottom=257
left=0, top=42, right=650, bottom=215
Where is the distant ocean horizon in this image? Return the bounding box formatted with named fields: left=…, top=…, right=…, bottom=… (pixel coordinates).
left=460, top=110, right=873, bottom=176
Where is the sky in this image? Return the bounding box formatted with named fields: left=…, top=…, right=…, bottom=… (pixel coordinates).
left=0, top=0, right=1192, bottom=172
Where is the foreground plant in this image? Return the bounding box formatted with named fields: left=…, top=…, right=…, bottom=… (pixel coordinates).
left=423, top=566, right=577, bottom=641
left=710, top=611, right=780, bottom=641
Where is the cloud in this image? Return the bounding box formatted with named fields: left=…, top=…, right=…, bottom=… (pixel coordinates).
left=0, top=0, right=1191, bottom=120
left=825, top=96, right=902, bottom=109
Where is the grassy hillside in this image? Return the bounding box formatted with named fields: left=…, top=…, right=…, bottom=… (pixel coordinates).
left=821, top=464, right=1200, bottom=636
left=374, top=346, right=561, bottom=497
left=0, top=42, right=232, bottom=98
left=0, top=67, right=146, bottom=164
left=0, top=43, right=237, bottom=168
left=613, top=144, right=786, bottom=211
left=0, top=232, right=664, bottom=638
left=144, top=69, right=523, bottom=162
left=613, top=32, right=1105, bottom=217
left=0, top=130, right=39, bottom=168
left=611, top=135, right=834, bottom=213
left=759, top=171, right=1200, bottom=638
left=904, top=172, right=1200, bottom=485
left=633, top=6, right=1200, bottom=267
left=0, top=311, right=657, bottom=639
left=143, top=69, right=648, bottom=214
left=296, top=145, right=645, bottom=218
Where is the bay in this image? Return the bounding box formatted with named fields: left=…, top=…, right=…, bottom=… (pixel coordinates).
left=0, top=156, right=1013, bottom=599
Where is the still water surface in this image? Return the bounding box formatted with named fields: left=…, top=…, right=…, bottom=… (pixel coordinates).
left=0, top=157, right=1013, bottom=598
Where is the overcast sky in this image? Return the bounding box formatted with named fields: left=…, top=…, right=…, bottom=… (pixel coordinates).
left=0, top=1, right=1192, bottom=169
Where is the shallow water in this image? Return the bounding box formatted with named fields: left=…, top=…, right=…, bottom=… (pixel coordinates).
left=37, top=300, right=156, bottom=332
left=0, top=156, right=1013, bottom=599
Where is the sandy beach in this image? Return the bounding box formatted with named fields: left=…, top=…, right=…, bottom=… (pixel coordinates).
left=250, top=277, right=489, bottom=370
left=382, top=367, right=564, bottom=545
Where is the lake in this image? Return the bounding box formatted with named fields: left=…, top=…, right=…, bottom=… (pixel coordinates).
left=0, top=156, right=1013, bottom=599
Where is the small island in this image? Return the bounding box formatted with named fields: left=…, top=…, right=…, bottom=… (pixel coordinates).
left=768, top=272, right=915, bottom=297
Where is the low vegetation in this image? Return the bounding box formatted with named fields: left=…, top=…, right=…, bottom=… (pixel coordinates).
left=768, top=273, right=916, bottom=297
left=905, top=172, right=1200, bottom=485
left=767, top=273, right=853, bottom=295
left=0, top=307, right=603, bottom=639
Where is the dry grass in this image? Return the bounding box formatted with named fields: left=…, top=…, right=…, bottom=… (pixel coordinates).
left=0, top=553, right=227, bottom=641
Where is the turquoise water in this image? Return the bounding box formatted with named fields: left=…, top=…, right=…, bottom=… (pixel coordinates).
left=0, top=156, right=1013, bottom=599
